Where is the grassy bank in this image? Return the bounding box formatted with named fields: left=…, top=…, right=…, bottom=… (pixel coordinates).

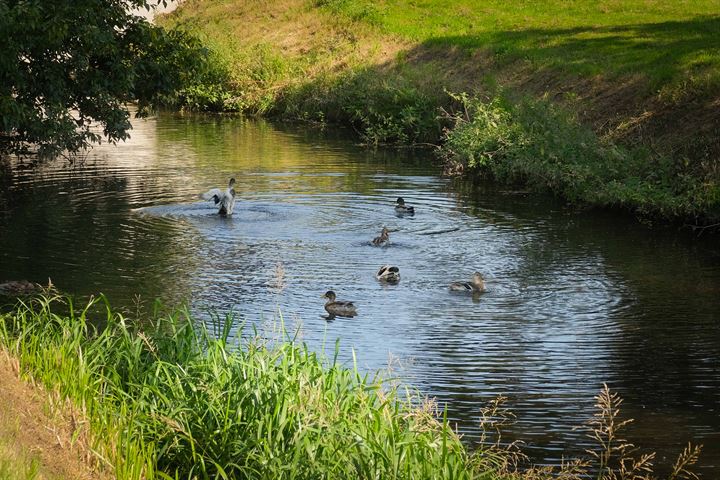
left=0, top=295, right=498, bottom=479
left=0, top=295, right=705, bottom=479
left=159, top=0, right=720, bottom=224
left=0, top=352, right=101, bottom=480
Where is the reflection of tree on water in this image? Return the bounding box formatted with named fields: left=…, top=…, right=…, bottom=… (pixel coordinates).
left=0, top=120, right=199, bottom=307
left=154, top=112, right=435, bottom=197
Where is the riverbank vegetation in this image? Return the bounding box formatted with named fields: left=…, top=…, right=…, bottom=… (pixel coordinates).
left=158, top=0, right=720, bottom=225
left=0, top=295, right=494, bottom=479
left=0, top=0, right=232, bottom=158
left=0, top=294, right=703, bottom=479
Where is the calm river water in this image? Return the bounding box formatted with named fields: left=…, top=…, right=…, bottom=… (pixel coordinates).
left=1, top=113, right=719, bottom=474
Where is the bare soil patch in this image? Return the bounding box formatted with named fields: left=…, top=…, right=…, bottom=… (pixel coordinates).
left=0, top=352, right=107, bottom=480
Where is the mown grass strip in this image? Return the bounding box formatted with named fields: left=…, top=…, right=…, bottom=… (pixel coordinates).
left=315, top=0, right=720, bottom=89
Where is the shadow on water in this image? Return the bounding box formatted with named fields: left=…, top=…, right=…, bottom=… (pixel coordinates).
left=0, top=160, right=201, bottom=304
left=437, top=181, right=720, bottom=469
left=1, top=112, right=719, bottom=475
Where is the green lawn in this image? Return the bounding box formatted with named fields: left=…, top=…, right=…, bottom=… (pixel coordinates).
left=321, top=0, right=720, bottom=87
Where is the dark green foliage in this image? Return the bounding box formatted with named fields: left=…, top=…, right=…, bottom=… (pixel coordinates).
left=338, top=73, right=440, bottom=145
left=278, top=69, right=443, bottom=146
left=443, top=92, right=720, bottom=221
left=0, top=0, right=230, bottom=157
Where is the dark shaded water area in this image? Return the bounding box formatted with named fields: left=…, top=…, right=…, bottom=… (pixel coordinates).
left=1, top=112, right=719, bottom=474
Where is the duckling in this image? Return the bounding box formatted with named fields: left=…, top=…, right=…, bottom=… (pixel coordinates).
left=372, top=227, right=390, bottom=246
left=376, top=265, right=400, bottom=284
left=449, top=272, right=485, bottom=293
left=322, top=290, right=357, bottom=317
left=394, top=197, right=415, bottom=215
left=201, top=177, right=236, bottom=215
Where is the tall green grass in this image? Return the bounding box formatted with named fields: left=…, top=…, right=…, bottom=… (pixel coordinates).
left=0, top=295, right=705, bottom=479
left=0, top=295, right=501, bottom=480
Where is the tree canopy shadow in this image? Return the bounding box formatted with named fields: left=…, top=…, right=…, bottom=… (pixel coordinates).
left=420, top=15, right=720, bottom=85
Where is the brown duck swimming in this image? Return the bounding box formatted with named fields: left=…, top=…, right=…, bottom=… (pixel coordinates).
left=322, top=290, right=357, bottom=317
left=449, top=272, right=485, bottom=293
left=372, top=227, right=390, bottom=246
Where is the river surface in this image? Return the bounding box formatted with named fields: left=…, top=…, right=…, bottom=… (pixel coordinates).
left=1, top=113, right=719, bottom=475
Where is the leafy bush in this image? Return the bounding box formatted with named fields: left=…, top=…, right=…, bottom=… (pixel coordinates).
left=442, top=92, right=720, bottom=221
left=277, top=68, right=443, bottom=145
left=339, top=73, right=439, bottom=145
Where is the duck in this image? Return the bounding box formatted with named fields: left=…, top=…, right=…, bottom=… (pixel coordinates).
left=376, top=265, right=400, bottom=284
left=0, top=278, right=53, bottom=296
left=0, top=280, right=41, bottom=296
left=372, top=227, right=390, bottom=246
left=200, top=178, right=236, bottom=215
left=449, top=272, right=485, bottom=293
left=322, top=290, right=357, bottom=317
left=394, top=197, right=415, bottom=215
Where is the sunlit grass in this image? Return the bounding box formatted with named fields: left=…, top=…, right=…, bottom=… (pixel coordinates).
left=0, top=294, right=705, bottom=479
left=0, top=295, right=501, bottom=479
left=318, top=0, right=720, bottom=88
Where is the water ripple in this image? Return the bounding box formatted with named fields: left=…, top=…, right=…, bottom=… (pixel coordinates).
left=2, top=113, right=719, bottom=475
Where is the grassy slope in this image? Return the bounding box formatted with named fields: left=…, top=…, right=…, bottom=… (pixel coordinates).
left=160, top=0, right=720, bottom=222
left=323, top=0, right=720, bottom=156
left=337, top=0, right=720, bottom=82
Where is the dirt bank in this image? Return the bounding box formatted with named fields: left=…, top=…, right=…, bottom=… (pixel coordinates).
left=0, top=352, right=106, bottom=480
